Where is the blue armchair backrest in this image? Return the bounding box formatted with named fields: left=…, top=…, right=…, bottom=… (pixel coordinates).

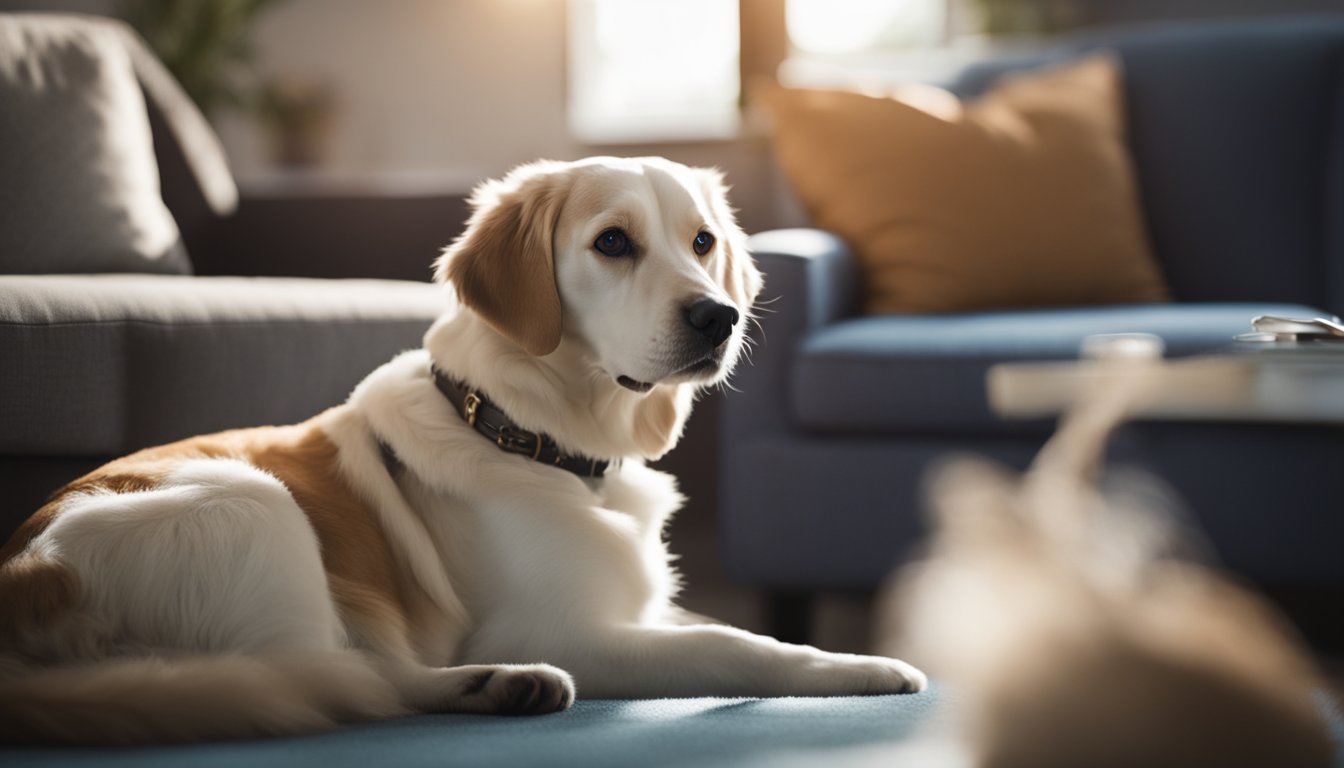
left=952, top=17, right=1344, bottom=315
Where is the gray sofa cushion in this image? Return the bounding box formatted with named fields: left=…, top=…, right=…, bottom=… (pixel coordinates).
left=0, top=14, right=195, bottom=275
left=0, top=274, right=447, bottom=455
left=790, top=302, right=1328, bottom=434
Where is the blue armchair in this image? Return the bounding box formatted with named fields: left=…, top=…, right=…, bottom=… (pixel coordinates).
left=720, top=17, right=1344, bottom=641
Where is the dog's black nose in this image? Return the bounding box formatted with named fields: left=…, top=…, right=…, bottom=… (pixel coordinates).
left=685, top=299, right=739, bottom=348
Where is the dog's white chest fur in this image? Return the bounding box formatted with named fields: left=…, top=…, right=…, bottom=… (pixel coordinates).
left=345, top=349, right=684, bottom=667
left=407, top=461, right=682, bottom=663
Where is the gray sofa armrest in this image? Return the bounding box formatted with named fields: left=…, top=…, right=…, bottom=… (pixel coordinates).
left=723, top=229, right=860, bottom=436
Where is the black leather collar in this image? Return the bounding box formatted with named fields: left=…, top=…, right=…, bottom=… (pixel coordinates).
left=430, top=365, right=611, bottom=478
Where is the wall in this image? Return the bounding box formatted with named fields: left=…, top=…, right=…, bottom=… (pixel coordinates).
left=218, top=0, right=570, bottom=182
left=212, top=0, right=784, bottom=233
left=10, top=0, right=1337, bottom=230
left=0, top=0, right=785, bottom=232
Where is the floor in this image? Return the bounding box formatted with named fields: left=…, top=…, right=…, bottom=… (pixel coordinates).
left=0, top=693, right=957, bottom=768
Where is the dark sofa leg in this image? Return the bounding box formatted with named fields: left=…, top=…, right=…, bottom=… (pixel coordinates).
left=766, top=590, right=813, bottom=646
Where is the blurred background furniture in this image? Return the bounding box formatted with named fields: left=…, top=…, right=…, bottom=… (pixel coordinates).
left=989, top=344, right=1344, bottom=424
left=721, top=17, right=1344, bottom=645
left=0, top=15, right=457, bottom=536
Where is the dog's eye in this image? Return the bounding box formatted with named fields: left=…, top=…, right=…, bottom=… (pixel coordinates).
left=693, top=231, right=715, bottom=256
left=594, top=228, right=632, bottom=258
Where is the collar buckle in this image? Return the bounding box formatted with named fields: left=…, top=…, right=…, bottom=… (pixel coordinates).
left=462, top=392, right=482, bottom=427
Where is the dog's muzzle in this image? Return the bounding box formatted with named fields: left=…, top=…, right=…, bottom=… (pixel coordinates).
left=616, top=299, right=739, bottom=393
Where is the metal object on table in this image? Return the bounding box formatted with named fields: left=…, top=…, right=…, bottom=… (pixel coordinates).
left=1236, top=315, right=1344, bottom=343
left=1080, top=332, right=1165, bottom=360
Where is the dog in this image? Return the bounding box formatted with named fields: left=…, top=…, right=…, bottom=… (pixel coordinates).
left=0, top=156, right=925, bottom=745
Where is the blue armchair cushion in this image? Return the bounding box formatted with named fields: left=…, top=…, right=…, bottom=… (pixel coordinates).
left=790, top=302, right=1328, bottom=434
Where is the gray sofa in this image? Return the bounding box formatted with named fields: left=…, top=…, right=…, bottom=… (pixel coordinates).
left=0, top=14, right=452, bottom=535
left=720, top=17, right=1344, bottom=640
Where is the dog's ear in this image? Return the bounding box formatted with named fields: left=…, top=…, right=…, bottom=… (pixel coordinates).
left=695, top=167, right=763, bottom=311
left=435, top=165, right=568, bottom=357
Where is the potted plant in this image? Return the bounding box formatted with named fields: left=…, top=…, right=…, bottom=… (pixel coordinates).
left=122, top=0, right=282, bottom=115
left=973, top=0, right=1076, bottom=37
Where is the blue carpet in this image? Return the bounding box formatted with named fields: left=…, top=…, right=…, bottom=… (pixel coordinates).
left=3, top=684, right=1342, bottom=768
left=1326, top=692, right=1344, bottom=768
left=0, top=690, right=945, bottom=768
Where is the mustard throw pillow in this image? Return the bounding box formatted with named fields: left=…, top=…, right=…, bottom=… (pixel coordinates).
left=764, top=55, right=1169, bottom=314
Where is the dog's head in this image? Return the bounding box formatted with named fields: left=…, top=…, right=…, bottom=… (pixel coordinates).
left=435, top=157, right=762, bottom=393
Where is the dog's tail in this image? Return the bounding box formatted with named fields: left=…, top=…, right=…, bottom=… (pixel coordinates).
left=0, top=650, right=405, bottom=745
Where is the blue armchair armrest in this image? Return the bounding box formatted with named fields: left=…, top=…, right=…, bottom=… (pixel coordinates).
left=726, top=229, right=859, bottom=437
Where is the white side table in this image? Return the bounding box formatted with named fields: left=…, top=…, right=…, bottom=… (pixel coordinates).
left=988, top=345, right=1344, bottom=425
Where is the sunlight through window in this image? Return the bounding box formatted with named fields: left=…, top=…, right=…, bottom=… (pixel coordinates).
left=568, top=0, right=740, bottom=143
left=787, top=0, right=945, bottom=54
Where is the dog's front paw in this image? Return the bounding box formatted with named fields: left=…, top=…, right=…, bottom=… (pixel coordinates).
left=464, top=664, right=576, bottom=715
left=803, top=653, right=928, bottom=696
left=860, top=656, right=927, bottom=695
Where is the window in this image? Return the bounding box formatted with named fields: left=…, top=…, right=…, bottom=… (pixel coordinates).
left=777, top=0, right=964, bottom=88
left=567, top=0, right=740, bottom=143
left=786, top=0, right=947, bottom=55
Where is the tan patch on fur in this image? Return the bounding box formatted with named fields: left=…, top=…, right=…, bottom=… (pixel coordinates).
left=439, top=164, right=568, bottom=357
left=327, top=576, right=410, bottom=653
left=0, top=506, right=61, bottom=567
left=0, top=555, right=79, bottom=642
left=237, top=416, right=414, bottom=656
left=2, top=409, right=413, bottom=657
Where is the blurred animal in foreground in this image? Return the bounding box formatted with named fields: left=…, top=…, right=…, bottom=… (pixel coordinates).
left=882, top=349, right=1333, bottom=768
